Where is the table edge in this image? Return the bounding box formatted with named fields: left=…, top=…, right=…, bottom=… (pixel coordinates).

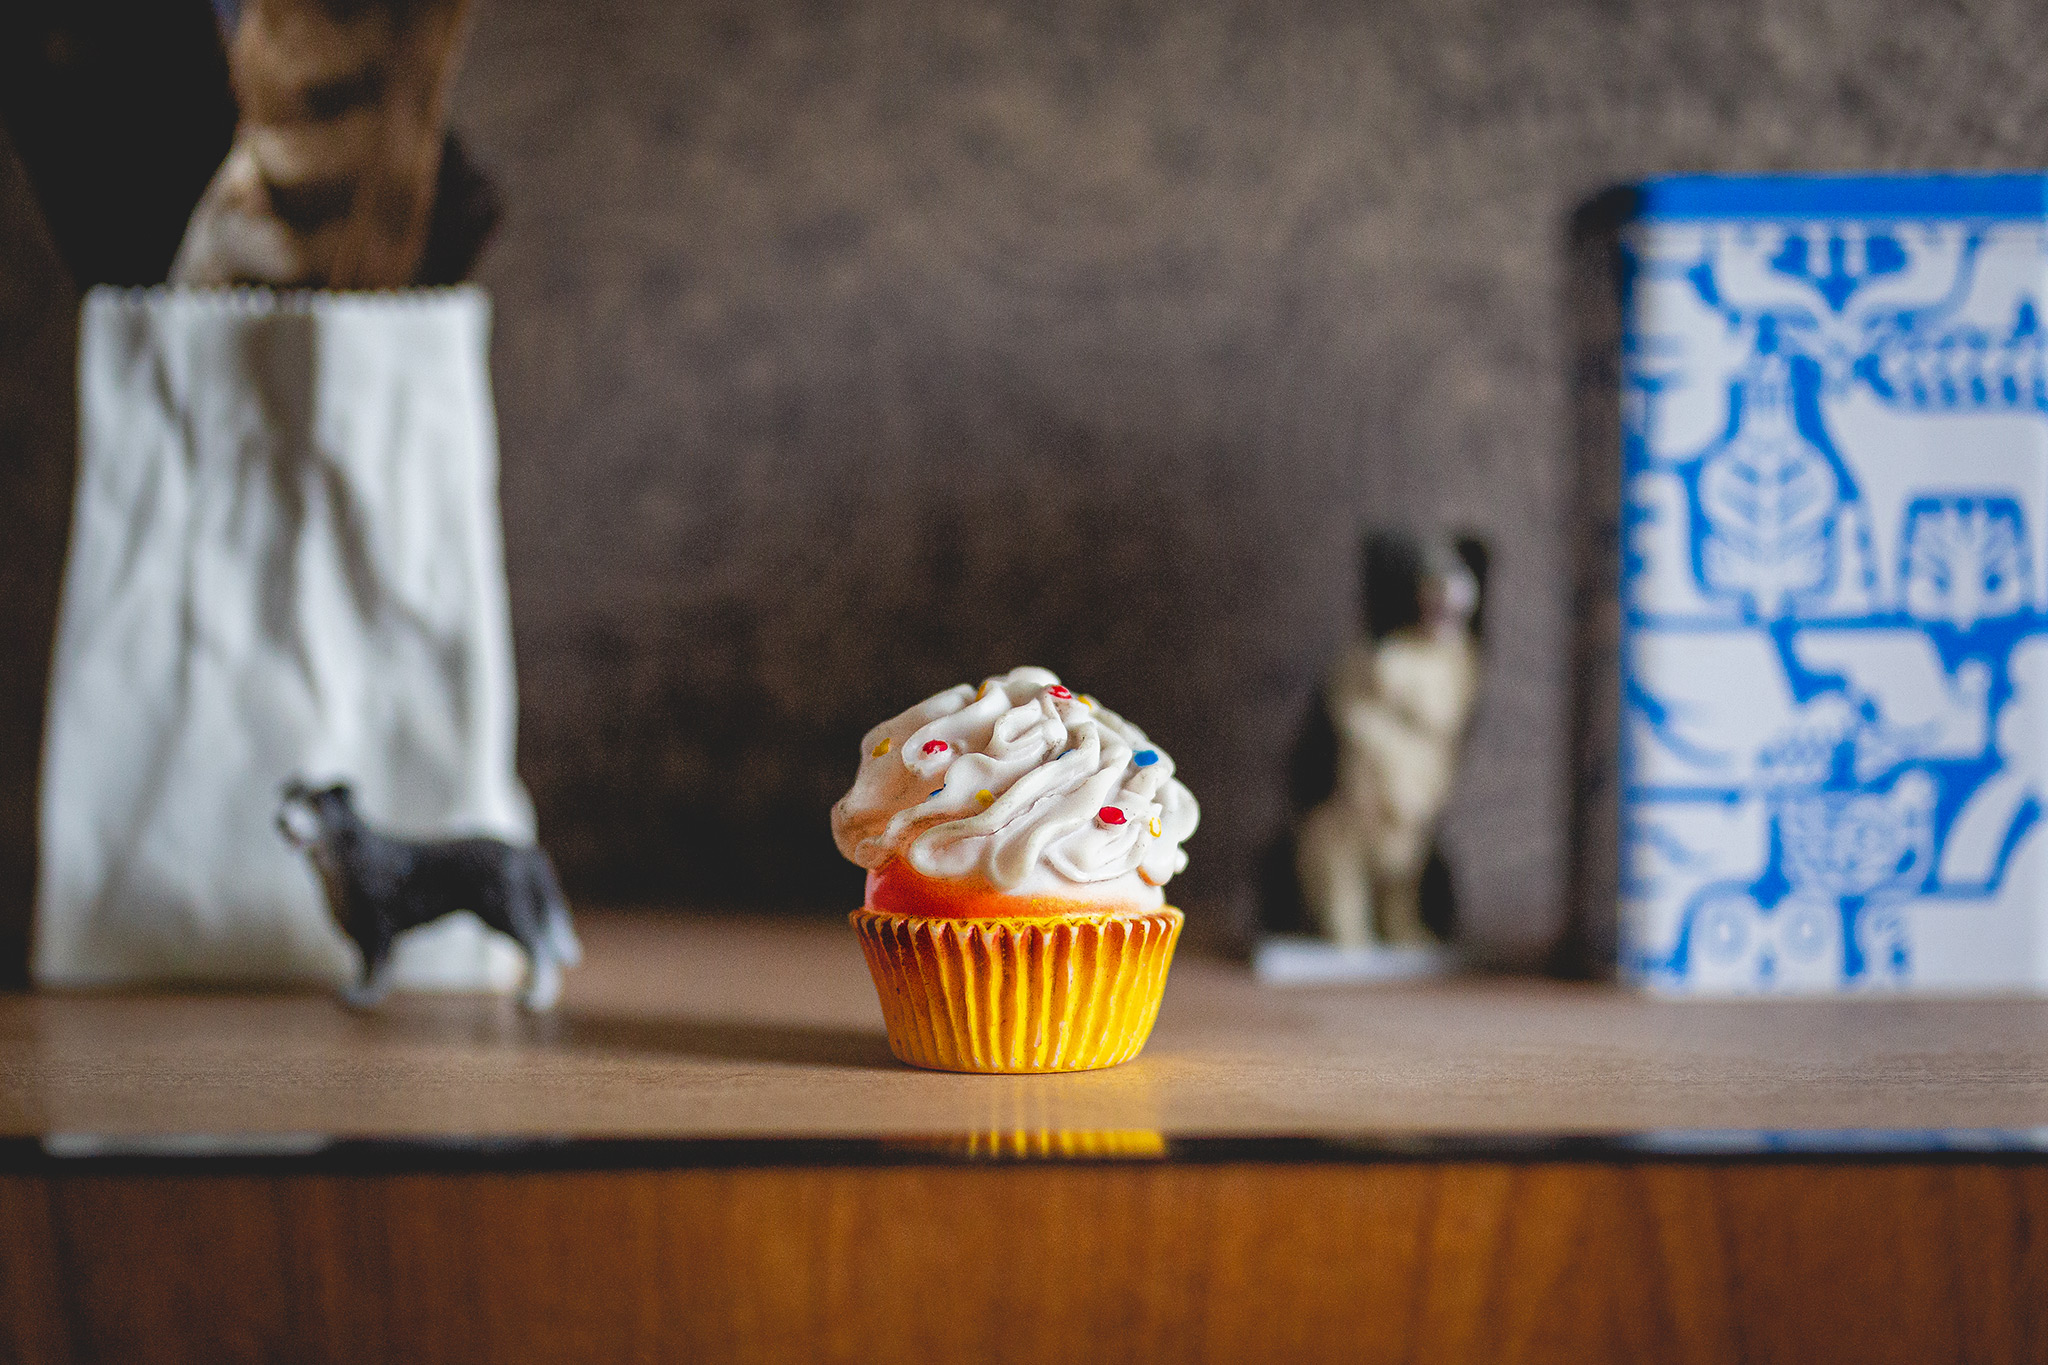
left=7, top=1128, right=2048, bottom=1174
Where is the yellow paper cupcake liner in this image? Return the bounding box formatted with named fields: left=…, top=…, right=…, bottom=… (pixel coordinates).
left=850, top=906, right=1183, bottom=1073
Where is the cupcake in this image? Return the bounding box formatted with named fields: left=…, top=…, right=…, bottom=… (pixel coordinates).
left=832, top=666, right=1199, bottom=1072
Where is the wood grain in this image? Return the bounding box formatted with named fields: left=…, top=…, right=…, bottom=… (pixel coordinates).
left=1, top=1161, right=2042, bottom=1364
left=4, top=910, right=2048, bottom=1140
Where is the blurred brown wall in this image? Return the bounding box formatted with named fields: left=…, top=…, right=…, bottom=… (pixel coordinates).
left=12, top=0, right=2048, bottom=969
left=0, top=126, right=74, bottom=987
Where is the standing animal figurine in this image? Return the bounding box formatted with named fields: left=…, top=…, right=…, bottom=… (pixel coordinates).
left=1295, top=532, right=1487, bottom=948
left=277, top=780, right=580, bottom=1009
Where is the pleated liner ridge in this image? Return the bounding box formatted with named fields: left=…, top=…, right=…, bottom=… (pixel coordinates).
left=850, top=907, right=1184, bottom=1073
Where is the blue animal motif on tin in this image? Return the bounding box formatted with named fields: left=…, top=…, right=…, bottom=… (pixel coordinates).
left=1616, top=175, right=2048, bottom=994
left=1899, top=495, right=2030, bottom=629
left=1774, top=769, right=1938, bottom=902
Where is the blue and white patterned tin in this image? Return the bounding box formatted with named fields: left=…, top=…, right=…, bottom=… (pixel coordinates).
left=1617, top=174, right=2048, bottom=994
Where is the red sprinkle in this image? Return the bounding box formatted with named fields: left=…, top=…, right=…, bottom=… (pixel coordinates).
left=921, top=739, right=949, bottom=756
left=1047, top=685, right=1074, bottom=699
left=1098, top=806, right=1127, bottom=825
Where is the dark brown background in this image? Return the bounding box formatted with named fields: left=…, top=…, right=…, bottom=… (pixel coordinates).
left=11, top=0, right=2048, bottom=972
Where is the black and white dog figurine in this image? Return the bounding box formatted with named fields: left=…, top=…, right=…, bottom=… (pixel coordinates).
left=1293, top=531, right=1488, bottom=948
left=277, top=781, right=581, bottom=1010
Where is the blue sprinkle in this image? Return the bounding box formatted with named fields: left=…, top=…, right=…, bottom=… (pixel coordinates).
left=1133, top=750, right=1159, bottom=767
left=929, top=787, right=945, bottom=798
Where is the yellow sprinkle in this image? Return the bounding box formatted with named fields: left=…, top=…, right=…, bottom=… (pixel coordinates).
left=1148, top=817, right=1162, bottom=837
left=976, top=789, right=995, bottom=806
left=977, top=681, right=990, bottom=699
left=1080, top=694, right=1097, bottom=708
left=872, top=738, right=892, bottom=758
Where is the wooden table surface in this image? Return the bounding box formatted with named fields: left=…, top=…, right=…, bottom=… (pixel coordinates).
left=5, top=908, right=2046, bottom=1142
left=8, top=910, right=2048, bottom=1364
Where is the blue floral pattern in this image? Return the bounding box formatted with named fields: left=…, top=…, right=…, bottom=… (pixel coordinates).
left=1620, top=177, right=2048, bottom=993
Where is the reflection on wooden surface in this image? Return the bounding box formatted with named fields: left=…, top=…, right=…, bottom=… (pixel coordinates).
left=6, top=908, right=2048, bottom=1139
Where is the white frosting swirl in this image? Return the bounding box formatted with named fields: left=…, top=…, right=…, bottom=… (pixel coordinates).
left=831, top=666, right=1199, bottom=906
